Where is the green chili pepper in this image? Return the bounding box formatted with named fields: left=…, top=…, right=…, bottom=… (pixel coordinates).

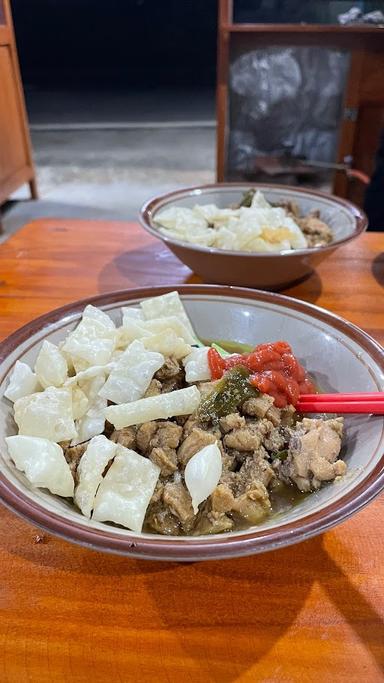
left=237, top=188, right=256, bottom=208
left=199, top=366, right=258, bottom=423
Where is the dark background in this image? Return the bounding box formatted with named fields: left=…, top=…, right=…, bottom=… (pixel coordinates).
left=13, top=0, right=382, bottom=91
left=11, top=0, right=384, bottom=91
left=12, top=0, right=218, bottom=89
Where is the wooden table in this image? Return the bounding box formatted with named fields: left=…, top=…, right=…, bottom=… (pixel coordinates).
left=0, top=219, right=383, bottom=683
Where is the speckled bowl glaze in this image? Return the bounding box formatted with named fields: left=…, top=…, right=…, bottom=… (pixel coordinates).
left=140, top=184, right=367, bottom=290
left=0, top=285, right=383, bottom=561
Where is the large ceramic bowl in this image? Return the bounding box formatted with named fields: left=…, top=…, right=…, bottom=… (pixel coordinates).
left=0, top=285, right=383, bottom=561
left=140, top=183, right=367, bottom=290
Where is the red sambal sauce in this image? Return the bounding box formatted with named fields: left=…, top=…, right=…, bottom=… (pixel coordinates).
left=207, top=341, right=315, bottom=408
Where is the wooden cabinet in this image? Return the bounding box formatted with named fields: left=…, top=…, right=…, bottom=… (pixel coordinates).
left=0, top=0, right=37, bottom=209
left=334, top=50, right=384, bottom=206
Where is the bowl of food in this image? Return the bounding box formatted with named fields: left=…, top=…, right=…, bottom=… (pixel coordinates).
left=140, top=183, right=367, bottom=290
left=0, top=285, right=383, bottom=561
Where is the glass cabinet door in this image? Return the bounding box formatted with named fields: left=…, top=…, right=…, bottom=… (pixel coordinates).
left=226, top=44, right=351, bottom=190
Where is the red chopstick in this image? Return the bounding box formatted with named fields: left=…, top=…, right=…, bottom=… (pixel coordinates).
left=297, top=392, right=384, bottom=414
left=299, top=393, right=384, bottom=402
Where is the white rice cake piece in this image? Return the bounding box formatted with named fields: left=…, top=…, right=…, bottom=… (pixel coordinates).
left=4, top=361, right=41, bottom=402
left=105, top=385, right=200, bottom=429
left=65, top=364, right=110, bottom=387
left=71, top=386, right=89, bottom=420
left=14, top=386, right=77, bottom=442
left=34, top=340, right=68, bottom=388
left=99, top=340, right=164, bottom=404
left=72, top=357, right=91, bottom=374
left=72, top=398, right=107, bottom=445
left=62, top=306, right=116, bottom=367
left=185, top=442, right=222, bottom=514
left=93, top=446, right=160, bottom=532
left=75, top=435, right=117, bottom=517
left=237, top=209, right=263, bottom=236
left=121, top=306, right=145, bottom=323
left=6, top=435, right=74, bottom=497
left=142, top=329, right=191, bottom=360
left=140, top=291, right=195, bottom=337
left=212, top=226, right=237, bottom=251
left=251, top=190, right=272, bottom=209
left=193, top=204, right=237, bottom=224
left=115, top=321, right=151, bottom=351
left=82, top=304, right=115, bottom=330
left=143, top=316, right=195, bottom=344
left=243, top=205, right=306, bottom=250
left=59, top=344, right=76, bottom=375
left=71, top=375, right=107, bottom=445
left=215, top=213, right=296, bottom=252
left=154, top=206, right=206, bottom=231
left=281, top=214, right=308, bottom=249
left=80, top=373, right=106, bottom=403
left=183, top=347, right=210, bottom=382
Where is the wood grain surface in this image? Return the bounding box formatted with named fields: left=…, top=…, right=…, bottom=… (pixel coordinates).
left=0, top=219, right=383, bottom=683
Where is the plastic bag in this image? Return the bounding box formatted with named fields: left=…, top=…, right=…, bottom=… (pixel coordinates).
left=228, top=46, right=350, bottom=173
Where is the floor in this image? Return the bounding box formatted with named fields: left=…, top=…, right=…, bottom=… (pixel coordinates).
left=1, top=88, right=216, bottom=243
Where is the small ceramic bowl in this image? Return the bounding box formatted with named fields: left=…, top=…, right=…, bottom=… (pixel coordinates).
left=139, top=183, right=367, bottom=290
left=0, top=285, right=383, bottom=561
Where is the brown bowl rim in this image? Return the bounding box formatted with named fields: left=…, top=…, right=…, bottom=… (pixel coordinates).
left=139, top=182, right=367, bottom=258
left=0, top=284, right=383, bottom=561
